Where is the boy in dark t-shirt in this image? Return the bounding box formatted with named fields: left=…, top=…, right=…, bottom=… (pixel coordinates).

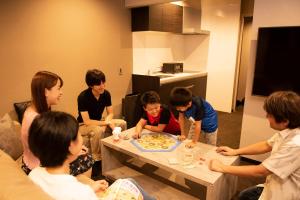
left=133, top=91, right=180, bottom=139
left=170, top=87, right=218, bottom=148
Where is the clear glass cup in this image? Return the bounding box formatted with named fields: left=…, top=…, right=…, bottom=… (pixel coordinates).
left=180, top=146, right=195, bottom=166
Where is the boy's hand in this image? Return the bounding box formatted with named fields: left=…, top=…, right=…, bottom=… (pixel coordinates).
left=92, top=180, right=109, bottom=192
left=216, top=146, right=238, bottom=156
left=209, top=159, right=225, bottom=173
left=178, top=135, right=186, bottom=141
left=132, top=132, right=141, bottom=139
left=185, top=141, right=196, bottom=148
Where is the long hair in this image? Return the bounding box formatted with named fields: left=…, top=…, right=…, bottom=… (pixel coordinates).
left=31, top=71, right=63, bottom=113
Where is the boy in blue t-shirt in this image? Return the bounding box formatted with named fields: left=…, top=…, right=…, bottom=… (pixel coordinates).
left=170, top=87, right=218, bottom=148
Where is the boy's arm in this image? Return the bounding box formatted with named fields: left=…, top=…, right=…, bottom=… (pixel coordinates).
left=133, top=118, right=147, bottom=139
left=193, top=120, right=201, bottom=143
left=186, top=120, right=201, bottom=148
left=217, top=141, right=272, bottom=156
left=178, top=112, right=187, bottom=140
left=144, top=124, right=166, bottom=132
left=80, top=111, right=109, bottom=126
left=209, top=159, right=272, bottom=177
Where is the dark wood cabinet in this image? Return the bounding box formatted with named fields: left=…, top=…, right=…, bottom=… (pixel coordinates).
left=131, top=3, right=183, bottom=33
left=132, top=74, right=207, bottom=104
left=132, top=74, right=160, bottom=94
left=159, top=76, right=207, bottom=104
left=161, top=4, right=183, bottom=33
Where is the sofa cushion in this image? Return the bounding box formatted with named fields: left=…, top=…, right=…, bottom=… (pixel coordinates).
left=0, top=149, right=53, bottom=200
left=0, top=114, right=23, bottom=160
left=14, top=101, right=31, bottom=123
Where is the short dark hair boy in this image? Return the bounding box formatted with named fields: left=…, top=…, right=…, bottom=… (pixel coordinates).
left=133, top=91, right=180, bottom=138
left=140, top=90, right=161, bottom=107
left=28, top=111, right=79, bottom=167
left=170, top=87, right=218, bottom=147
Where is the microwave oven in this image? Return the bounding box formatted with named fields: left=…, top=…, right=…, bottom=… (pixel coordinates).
left=162, top=63, right=183, bottom=74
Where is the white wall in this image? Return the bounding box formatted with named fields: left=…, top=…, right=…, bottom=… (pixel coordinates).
left=240, top=0, right=300, bottom=161
left=184, top=35, right=210, bottom=71
left=133, top=32, right=184, bottom=74
left=132, top=31, right=209, bottom=74
left=201, top=0, right=241, bottom=112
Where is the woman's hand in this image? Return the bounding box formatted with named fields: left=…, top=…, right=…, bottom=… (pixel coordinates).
left=216, top=146, right=238, bottom=156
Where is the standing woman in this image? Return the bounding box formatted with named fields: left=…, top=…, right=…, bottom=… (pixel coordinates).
left=21, top=71, right=94, bottom=175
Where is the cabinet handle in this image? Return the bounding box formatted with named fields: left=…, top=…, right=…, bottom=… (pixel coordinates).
left=185, top=85, right=194, bottom=89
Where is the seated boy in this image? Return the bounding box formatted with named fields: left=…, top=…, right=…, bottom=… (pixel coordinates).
left=209, top=91, right=300, bottom=200
left=170, top=87, right=218, bottom=148
left=133, top=91, right=180, bottom=139
left=28, top=111, right=155, bottom=200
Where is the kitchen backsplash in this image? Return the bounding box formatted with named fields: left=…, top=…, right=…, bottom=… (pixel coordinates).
left=132, top=31, right=208, bottom=75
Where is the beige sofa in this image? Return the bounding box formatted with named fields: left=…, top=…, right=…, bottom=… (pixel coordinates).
left=0, top=112, right=95, bottom=200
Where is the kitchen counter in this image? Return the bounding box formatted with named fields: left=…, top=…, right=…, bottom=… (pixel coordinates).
left=132, top=71, right=207, bottom=105
left=129, top=72, right=208, bottom=127
left=151, top=70, right=207, bottom=85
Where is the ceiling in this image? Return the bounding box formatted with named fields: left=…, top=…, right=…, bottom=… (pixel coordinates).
left=125, top=0, right=202, bottom=10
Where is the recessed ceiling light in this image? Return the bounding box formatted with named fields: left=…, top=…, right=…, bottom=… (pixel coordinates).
left=170, top=1, right=184, bottom=7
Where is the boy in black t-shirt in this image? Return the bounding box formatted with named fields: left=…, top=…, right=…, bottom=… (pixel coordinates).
left=77, top=69, right=126, bottom=161
left=133, top=91, right=180, bottom=139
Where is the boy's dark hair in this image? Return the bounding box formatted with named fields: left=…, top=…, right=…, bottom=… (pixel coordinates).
left=31, top=71, right=63, bottom=113
left=85, top=69, right=106, bottom=87
left=169, top=87, right=192, bottom=107
left=140, top=91, right=160, bottom=107
left=28, top=111, right=79, bottom=167
left=264, top=91, right=300, bottom=129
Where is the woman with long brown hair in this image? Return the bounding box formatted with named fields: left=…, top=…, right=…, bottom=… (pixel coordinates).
left=21, top=71, right=94, bottom=176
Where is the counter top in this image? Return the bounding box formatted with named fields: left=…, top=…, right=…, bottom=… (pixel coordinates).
left=151, top=70, right=207, bottom=84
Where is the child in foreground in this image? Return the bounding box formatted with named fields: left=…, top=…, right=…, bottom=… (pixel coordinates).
left=28, top=111, right=155, bottom=200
